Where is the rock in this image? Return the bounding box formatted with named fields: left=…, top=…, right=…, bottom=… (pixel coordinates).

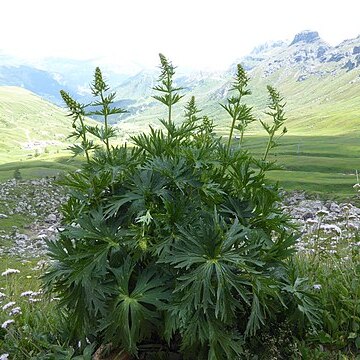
left=45, top=213, right=57, bottom=223
left=327, top=53, right=345, bottom=62
left=290, top=30, right=320, bottom=46
left=329, top=202, right=340, bottom=213
left=302, top=212, right=314, bottom=220
left=353, top=46, right=360, bottom=55
left=16, top=234, right=29, bottom=241
left=343, top=60, right=356, bottom=71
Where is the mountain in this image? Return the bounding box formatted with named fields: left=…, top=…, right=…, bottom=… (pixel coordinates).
left=39, top=57, right=131, bottom=97
left=0, top=65, right=73, bottom=105
left=0, top=53, right=132, bottom=105
left=239, top=30, right=360, bottom=134
left=2, top=30, right=360, bottom=138
left=114, top=30, right=360, bottom=136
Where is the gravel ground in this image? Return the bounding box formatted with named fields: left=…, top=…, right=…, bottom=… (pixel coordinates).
left=1, top=179, right=360, bottom=258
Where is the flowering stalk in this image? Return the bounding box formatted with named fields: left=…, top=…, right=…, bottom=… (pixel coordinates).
left=220, top=64, right=255, bottom=154
left=89, top=67, right=127, bottom=158
left=261, top=86, right=287, bottom=162
left=153, top=54, right=184, bottom=135
left=60, top=90, right=93, bottom=163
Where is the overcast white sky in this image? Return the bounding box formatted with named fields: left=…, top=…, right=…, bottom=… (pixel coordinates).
left=1, top=0, right=360, bottom=72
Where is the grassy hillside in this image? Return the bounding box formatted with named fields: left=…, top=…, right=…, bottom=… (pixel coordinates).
left=0, top=86, right=71, bottom=161
left=2, top=56, right=360, bottom=200
left=239, top=135, right=360, bottom=199
left=0, top=86, right=94, bottom=178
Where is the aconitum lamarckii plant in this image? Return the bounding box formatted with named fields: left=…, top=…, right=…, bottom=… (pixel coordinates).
left=44, top=55, right=319, bottom=360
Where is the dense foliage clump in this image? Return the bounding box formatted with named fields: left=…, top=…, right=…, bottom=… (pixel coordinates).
left=44, top=56, right=318, bottom=359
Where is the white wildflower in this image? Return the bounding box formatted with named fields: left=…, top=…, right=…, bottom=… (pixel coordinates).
left=313, top=284, right=322, bottom=290
left=36, top=260, right=48, bottom=268
left=31, top=290, right=43, bottom=297
left=1, top=268, right=20, bottom=276
left=321, top=224, right=342, bottom=235
left=0, top=353, right=9, bottom=360
left=1, top=319, right=14, bottom=329
left=0, top=292, right=6, bottom=298
left=9, top=306, right=22, bottom=316
left=29, top=298, right=41, bottom=303
left=20, top=291, right=35, bottom=297
left=347, top=222, right=358, bottom=230
left=2, top=301, right=15, bottom=311
left=353, top=183, right=360, bottom=190
left=316, top=209, right=329, bottom=217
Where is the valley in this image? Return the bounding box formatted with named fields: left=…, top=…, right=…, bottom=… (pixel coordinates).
left=1, top=30, right=360, bottom=197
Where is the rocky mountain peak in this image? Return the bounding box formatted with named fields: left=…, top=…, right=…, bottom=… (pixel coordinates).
left=290, top=30, right=321, bottom=45
left=250, top=40, right=287, bottom=55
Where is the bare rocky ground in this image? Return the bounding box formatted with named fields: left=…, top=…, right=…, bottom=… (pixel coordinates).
left=0, top=178, right=67, bottom=258
left=1, top=178, right=360, bottom=258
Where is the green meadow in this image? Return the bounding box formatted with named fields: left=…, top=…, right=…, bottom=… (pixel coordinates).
left=2, top=133, right=360, bottom=200
left=0, top=157, right=80, bottom=182
left=241, top=134, right=360, bottom=199
left=2, top=74, right=360, bottom=201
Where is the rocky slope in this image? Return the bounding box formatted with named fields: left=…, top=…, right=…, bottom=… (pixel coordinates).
left=0, top=178, right=66, bottom=258
left=0, top=178, right=360, bottom=259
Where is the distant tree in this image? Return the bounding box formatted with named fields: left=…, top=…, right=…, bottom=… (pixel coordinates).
left=13, top=168, right=22, bottom=180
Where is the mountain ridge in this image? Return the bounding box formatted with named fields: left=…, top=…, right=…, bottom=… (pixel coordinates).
left=1, top=30, right=360, bottom=138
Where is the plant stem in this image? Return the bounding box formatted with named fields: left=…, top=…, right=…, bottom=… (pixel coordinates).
left=262, top=135, right=273, bottom=162
left=240, top=130, right=244, bottom=147
left=79, top=116, right=90, bottom=163
left=100, top=91, right=111, bottom=157
left=167, top=71, right=171, bottom=121
left=226, top=97, right=241, bottom=154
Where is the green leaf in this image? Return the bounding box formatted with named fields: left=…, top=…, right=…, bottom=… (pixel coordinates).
left=102, top=260, right=171, bottom=354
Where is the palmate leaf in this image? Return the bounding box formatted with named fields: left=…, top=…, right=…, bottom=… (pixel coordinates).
left=63, top=209, right=131, bottom=248
left=219, top=102, right=234, bottom=118
left=86, top=125, right=117, bottom=141
left=46, top=211, right=130, bottom=306
left=179, top=309, right=244, bottom=360
left=244, top=273, right=284, bottom=337
left=282, top=276, right=322, bottom=328
left=43, top=236, right=115, bottom=337
left=102, top=259, right=171, bottom=354
left=144, top=156, right=200, bottom=193
left=67, top=141, right=99, bottom=157
left=105, top=169, right=168, bottom=218
left=207, top=322, right=244, bottom=360
left=131, top=126, right=168, bottom=156
left=162, top=215, right=258, bottom=322
left=105, top=192, right=144, bottom=218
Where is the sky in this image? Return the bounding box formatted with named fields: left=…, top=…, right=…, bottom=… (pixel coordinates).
left=1, top=0, right=360, bottom=73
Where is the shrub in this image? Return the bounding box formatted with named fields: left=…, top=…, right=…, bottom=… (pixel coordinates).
left=44, top=55, right=317, bottom=359
left=13, top=168, right=22, bottom=181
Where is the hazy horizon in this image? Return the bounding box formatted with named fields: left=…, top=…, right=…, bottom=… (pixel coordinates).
left=1, top=0, right=360, bottom=73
